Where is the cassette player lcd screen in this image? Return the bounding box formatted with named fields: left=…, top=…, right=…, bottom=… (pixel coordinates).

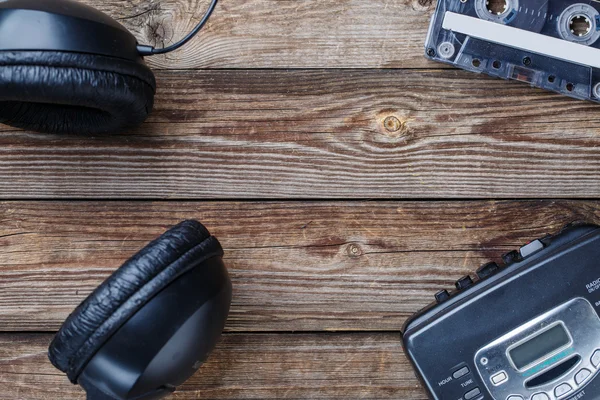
left=509, top=324, right=571, bottom=370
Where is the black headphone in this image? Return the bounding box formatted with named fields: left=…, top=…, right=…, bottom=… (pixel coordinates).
left=48, top=220, right=232, bottom=400
left=0, top=0, right=217, bottom=134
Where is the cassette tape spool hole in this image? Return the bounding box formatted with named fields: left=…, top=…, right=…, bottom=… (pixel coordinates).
left=475, top=0, right=518, bottom=23
left=486, top=0, right=508, bottom=15
left=570, top=15, right=592, bottom=36
left=558, top=4, right=600, bottom=45
left=594, top=83, right=600, bottom=98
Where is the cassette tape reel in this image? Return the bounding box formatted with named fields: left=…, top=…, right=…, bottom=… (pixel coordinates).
left=425, top=0, right=600, bottom=102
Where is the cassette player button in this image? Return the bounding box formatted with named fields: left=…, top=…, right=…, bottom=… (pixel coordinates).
left=502, top=250, right=522, bottom=265
left=452, top=366, right=470, bottom=379
left=463, top=387, right=481, bottom=400
left=519, top=240, right=544, bottom=258
left=531, top=393, right=550, bottom=400
left=591, top=349, right=600, bottom=367
left=575, top=368, right=591, bottom=385
left=455, top=275, right=473, bottom=290
left=554, top=383, right=572, bottom=397
left=476, top=262, right=499, bottom=279
left=435, top=290, right=450, bottom=304
left=490, top=370, right=507, bottom=385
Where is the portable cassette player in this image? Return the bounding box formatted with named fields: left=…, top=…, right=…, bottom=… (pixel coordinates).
left=401, top=223, right=600, bottom=400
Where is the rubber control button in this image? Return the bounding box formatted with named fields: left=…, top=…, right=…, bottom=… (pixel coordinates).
left=538, top=234, right=552, bottom=246
left=507, top=396, right=523, bottom=400
left=464, top=387, right=481, bottom=400
left=575, top=368, right=591, bottom=385
left=520, top=240, right=544, bottom=258
left=453, top=366, right=470, bottom=379
left=435, top=289, right=450, bottom=303
left=554, top=383, right=572, bottom=397
left=592, top=349, right=600, bottom=367
left=502, top=250, right=522, bottom=265
left=531, top=393, right=550, bottom=400
left=455, top=275, right=473, bottom=290
left=476, top=262, right=499, bottom=279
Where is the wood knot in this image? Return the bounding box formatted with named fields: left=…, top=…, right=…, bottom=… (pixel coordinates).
left=145, top=14, right=174, bottom=49
left=413, top=0, right=434, bottom=11
left=347, top=243, right=362, bottom=257
left=376, top=111, right=412, bottom=141
left=383, top=116, right=403, bottom=133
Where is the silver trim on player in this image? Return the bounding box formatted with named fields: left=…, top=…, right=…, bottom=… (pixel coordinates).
left=474, top=298, right=600, bottom=400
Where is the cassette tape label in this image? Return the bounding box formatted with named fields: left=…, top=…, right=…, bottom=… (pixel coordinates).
left=425, top=0, right=600, bottom=102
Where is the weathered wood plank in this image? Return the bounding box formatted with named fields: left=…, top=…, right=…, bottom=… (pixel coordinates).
left=1, top=70, right=600, bottom=199
left=1, top=200, right=598, bottom=332
left=84, top=0, right=434, bottom=69
left=0, top=333, right=422, bottom=399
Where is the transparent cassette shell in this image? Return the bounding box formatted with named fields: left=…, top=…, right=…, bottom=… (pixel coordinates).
left=424, top=0, right=600, bottom=102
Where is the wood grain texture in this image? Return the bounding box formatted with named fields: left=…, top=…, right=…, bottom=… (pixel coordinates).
left=83, top=0, right=435, bottom=69
left=3, top=2, right=599, bottom=400
left=1, top=70, right=600, bottom=199
left=0, top=333, right=422, bottom=399
left=1, top=200, right=598, bottom=332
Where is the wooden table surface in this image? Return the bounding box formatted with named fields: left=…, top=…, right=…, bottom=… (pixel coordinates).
left=2, top=0, right=600, bottom=399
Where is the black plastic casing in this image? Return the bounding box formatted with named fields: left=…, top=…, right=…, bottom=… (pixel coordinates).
left=78, top=256, right=232, bottom=400
left=401, top=223, right=600, bottom=400
left=0, top=0, right=142, bottom=62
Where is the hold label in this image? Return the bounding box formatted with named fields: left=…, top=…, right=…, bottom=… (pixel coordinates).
left=438, top=376, right=452, bottom=386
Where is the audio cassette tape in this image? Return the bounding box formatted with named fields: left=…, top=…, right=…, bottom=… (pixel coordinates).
left=424, top=0, right=600, bottom=102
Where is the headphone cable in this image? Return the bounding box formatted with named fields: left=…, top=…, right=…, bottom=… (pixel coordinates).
left=137, top=0, right=218, bottom=56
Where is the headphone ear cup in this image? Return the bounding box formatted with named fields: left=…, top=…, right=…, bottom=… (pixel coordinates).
left=48, top=220, right=224, bottom=383
left=0, top=51, right=156, bottom=134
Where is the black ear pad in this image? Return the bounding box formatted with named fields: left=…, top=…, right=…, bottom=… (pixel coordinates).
left=0, top=51, right=156, bottom=134
left=48, top=220, right=224, bottom=383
